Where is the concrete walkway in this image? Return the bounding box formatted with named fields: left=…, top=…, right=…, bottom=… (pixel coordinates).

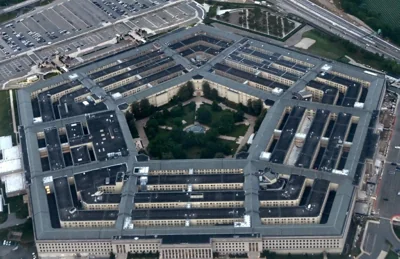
left=135, top=117, right=149, bottom=148
left=0, top=213, right=26, bottom=230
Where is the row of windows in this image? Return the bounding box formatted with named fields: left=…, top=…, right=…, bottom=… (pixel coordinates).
left=315, top=77, right=347, bottom=93
left=248, top=45, right=312, bottom=70
left=260, top=200, right=298, bottom=207
left=102, top=62, right=174, bottom=91
left=330, top=71, right=370, bottom=87
left=133, top=218, right=241, bottom=227
left=61, top=221, right=115, bottom=228
left=149, top=169, right=243, bottom=175
left=224, top=59, right=295, bottom=86
left=31, top=79, right=71, bottom=98
left=261, top=217, right=319, bottom=225
left=207, top=81, right=258, bottom=107
left=87, top=49, right=159, bottom=76
left=146, top=183, right=243, bottom=191
left=135, top=201, right=244, bottom=209
left=37, top=237, right=342, bottom=255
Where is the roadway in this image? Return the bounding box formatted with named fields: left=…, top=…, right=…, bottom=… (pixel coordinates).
left=278, top=0, right=400, bottom=62
left=358, top=95, right=400, bottom=258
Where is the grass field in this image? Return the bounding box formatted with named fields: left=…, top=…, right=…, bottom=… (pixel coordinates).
left=365, top=0, right=400, bottom=29
left=165, top=105, right=195, bottom=127
left=300, top=30, right=388, bottom=71
left=0, top=90, right=13, bottom=137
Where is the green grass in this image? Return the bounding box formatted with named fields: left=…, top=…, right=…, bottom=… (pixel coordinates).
left=0, top=91, right=13, bottom=137
left=201, top=104, right=232, bottom=125
left=43, top=72, right=60, bottom=80
left=386, top=250, right=399, bottom=259
left=201, top=104, right=248, bottom=137
left=165, top=105, right=195, bottom=127
left=218, top=139, right=239, bottom=154
left=226, top=124, right=248, bottom=138
left=302, top=30, right=348, bottom=60
left=300, top=30, right=389, bottom=71
left=186, top=146, right=202, bottom=159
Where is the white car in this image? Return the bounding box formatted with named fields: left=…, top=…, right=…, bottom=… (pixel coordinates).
left=395, top=146, right=400, bottom=149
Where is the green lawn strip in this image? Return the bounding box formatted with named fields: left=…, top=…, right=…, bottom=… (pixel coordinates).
left=386, top=250, right=399, bottom=259
left=301, top=30, right=389, bottom=72
left=0, top=91, right=13, bottom=137
left=302, top=30, right=348, bottom=60
left=226, top=124, right=249, bottom=138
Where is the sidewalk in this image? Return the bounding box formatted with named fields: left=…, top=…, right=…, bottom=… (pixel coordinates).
left=0, top=213, right=26, bottom=230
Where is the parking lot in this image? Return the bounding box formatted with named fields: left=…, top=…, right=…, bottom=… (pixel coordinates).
left=0, top=0, right=176, bottom=57
left=34, top=22, right=131, bottom=59
left=0, top=55, right=36, bottom=88
left=0, top=0, right=203, bottom=86
left=126, top=2, right=198, bottom=32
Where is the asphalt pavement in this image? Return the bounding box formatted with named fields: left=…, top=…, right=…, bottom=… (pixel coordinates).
left=358, top=96, right=400, bottom=258
left=278, top=0, right=400, bottom=62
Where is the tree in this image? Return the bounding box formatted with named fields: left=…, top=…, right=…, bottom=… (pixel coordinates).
left=214, top=152, right=225, bottom=158
left=130, top=102, right=140, bottom=116
left=109, top=252, right=116, bottom=259
left=170, top=104, right=184, bottom=117
left=187, top=101, right=196, bottom=111
left=247, top=99, right=263, bottom=116
left=170, top=127, right=184, bottom=142
left=205, top=128, right=219, bottom=142
left=254, top=109, right=267, bottom=132
left=215, top=113, right=234, bottom=135
left=177, top=82, right=194, bottom=101
left=140, top=99, right=152, bottom=117
left=234, top=110, right=244, bottom=123
left=202, top=81, right=211, bottom=97
left=197, top=106, right=212, bottom=124
left=210, top=89, right=219, bottom=100
left=211, top=101, right=221, bottom=111
left=162, top=108, right=170, bottom=118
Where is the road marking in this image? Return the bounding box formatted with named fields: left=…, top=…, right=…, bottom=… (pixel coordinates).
left=51, top=8, right=77, bottom=30
left=61, top=4, right=89, bottom=27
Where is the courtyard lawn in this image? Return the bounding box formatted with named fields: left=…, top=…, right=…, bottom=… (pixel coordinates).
left=165, top=104, right=195, bottom=127
left=227, top=124, right=249, bottom=138
left=218, top=139, right=239, bottom=154
left=201, top=104, right=248, bottom=137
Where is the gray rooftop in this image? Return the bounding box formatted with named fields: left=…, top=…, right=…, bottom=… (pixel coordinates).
left=17, top=24, right=385, bottom=242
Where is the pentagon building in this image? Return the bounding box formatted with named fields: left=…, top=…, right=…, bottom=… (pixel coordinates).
left=17, top=25, right=385, bottom=258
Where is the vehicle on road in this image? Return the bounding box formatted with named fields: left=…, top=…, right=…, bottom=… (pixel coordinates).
left=395, top=146, right=400, bottom=149
left=391, top=162, right=397, bottom=165
left=389, top=171, right=395, bottom=175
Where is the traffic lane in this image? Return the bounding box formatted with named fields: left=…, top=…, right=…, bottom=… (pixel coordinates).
left=281, top=0, right=400, bottom=60
left=378, top=169, right=400, bottom=218
left=359, top=220, right=399, bottom=259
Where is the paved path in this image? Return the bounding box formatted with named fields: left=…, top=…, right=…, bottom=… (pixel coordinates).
left=135, top=117, right=149, bottom=148
left=0, top=213, right=26, bottom=230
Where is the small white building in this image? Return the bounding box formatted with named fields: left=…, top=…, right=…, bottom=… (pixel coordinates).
left=0, top=136, right=25, bottom=197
